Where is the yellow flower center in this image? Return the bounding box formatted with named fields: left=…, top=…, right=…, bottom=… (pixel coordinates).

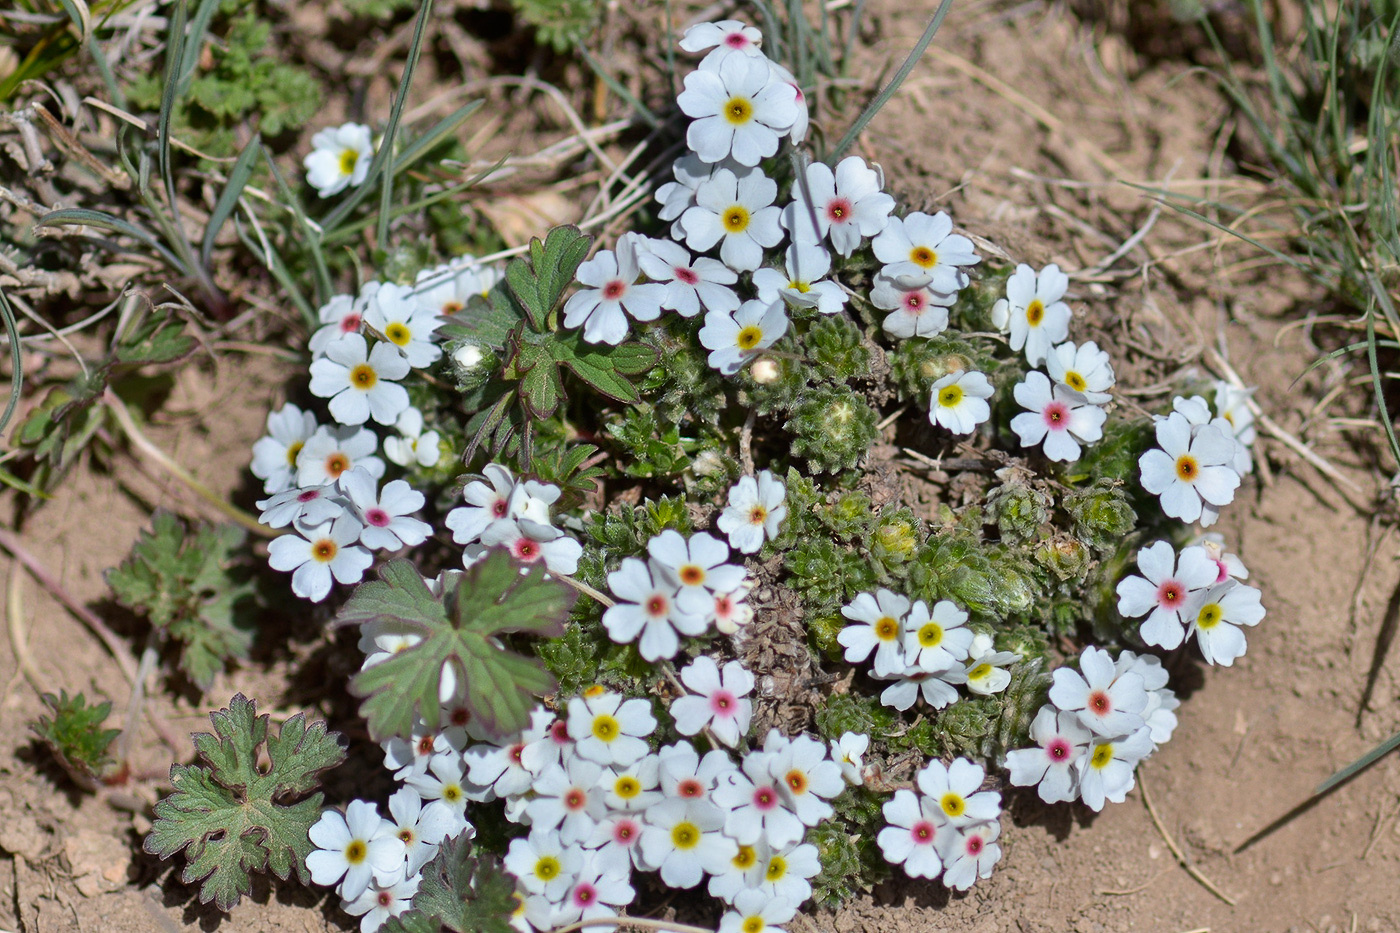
left=1025, top=299, right=1045, bottom=326
left=679, top=564, right=705, bottom=585
left=534, top=856, right=561, bottom=881
left=910, top=246, right=937, bottom=267
left=339, top=148, right=360, bottom=177
left=350, top=363, right=378, bottom=390
left=1196, top=602, right=1223, bottom=630
left=938, top=385, right=964, bottom=408
left=311, top=539, right=338, bottom=563
left=764, top=855, right=787, bottom=882
left=917, top=622, right=944, bottom=648
left=614, top=776, right=641, bottom=799
left=591, top=714, right=620, bottom=742
left=1175, top=455, right=1199, bottom=481
left=1064, top=370, right=1087, bottom=391
left=940, top=792, right=966, bottom=818
left=442, top=784, right=462, bottom=803
left=874, top=616, right=900, bottom=641
left=723, top=96, right=754, bottom=125
left=968, top=663, right=993, bottom=681
left=748, top=504, right=768, bottom=525
left=325, top=453, right=349, bottom=477
left=584, top=684, right=606, bottom=698
left=788, top=279, right=811, bottom=293
left=1090, top=743, right=1114, bottom=769
left=742, top=917, right=766, bottom=933
left=736, top=325, right=763, bottom=350
left=671, top=822, right=700, bottom=849
left=732, top=845, right=756, bottom=869
left=344, top=840, right=367, bottom=864
left=723, top=206, right=751, bottom=233
left=285, top=440, right=304, bottom=467
left=784, top=769, right=808, bottom=795
left=385, top=322, right=411, bottom=346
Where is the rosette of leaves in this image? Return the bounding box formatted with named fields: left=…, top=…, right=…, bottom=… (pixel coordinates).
left=30, top=691, right=120, bottom=791
left=106, top=510, right=255, bottom=692
left=439, top=225, right=658, bottom=468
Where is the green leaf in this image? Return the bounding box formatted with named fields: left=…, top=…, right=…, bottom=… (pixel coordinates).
left=439, top=285, right=525, bottom=351
left=144, top=694, right=345, bottom=911
left=403, top=835, right=517, bottom=933
left=339, top=551, right=576, bottom=742
left=114, top=310, right=196, bottom=366
left=30, top=690, right=119, bottom=788
left=506, top=225, right=593, bottom=331
left=519, top=356, right=564, bottom=419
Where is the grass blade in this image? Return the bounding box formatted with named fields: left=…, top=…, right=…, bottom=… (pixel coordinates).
left=37, top=207, right=185, bottom=270
left=200, top=133, right=262, bottom=268
left=828, top=0, right=953, bottom=163
left=262, top=151, right=333, bottom=308
left=576, top=44, right=660, bottom=129
left=1316, top=729, right=1400, bottom=796
left=385, top=100, right=484, bottom=178
left=177, top=0, right=221, bottom=97
left=0, top=286, right=24, bottom=437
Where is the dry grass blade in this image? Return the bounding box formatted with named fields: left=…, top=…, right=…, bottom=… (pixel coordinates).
left=1139, top=771, right=1237, bottom=906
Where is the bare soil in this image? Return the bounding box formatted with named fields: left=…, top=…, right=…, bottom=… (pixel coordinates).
left=3, top=2, right=1399, bottom=932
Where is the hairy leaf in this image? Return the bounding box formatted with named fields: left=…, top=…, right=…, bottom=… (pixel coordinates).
left=30, top=690, right=119, bottom=788
left=405, top=835, right=517, bottom=933
left=114, top=310, right=196, bottom=366
left=506, top=225, right=592, bottom=331
left=340, top=551, right=576, bottom=741
left=144, top=694, right=345, bottom=911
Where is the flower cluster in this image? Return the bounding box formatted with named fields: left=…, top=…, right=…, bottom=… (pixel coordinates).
left=445, top=463, right=584, bottom=576
left=877, top=758, right=1003, bottom=890
left=1139, top=393, right=1251, bottom=526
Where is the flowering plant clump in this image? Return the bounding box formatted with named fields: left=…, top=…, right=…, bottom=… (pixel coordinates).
left=144, top=15, right=1267, bottom=931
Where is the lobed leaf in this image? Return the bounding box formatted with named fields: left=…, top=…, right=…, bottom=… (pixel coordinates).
left=506, top=225, right=593, bottom=332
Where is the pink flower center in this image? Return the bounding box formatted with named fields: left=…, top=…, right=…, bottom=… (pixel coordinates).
left=509, top=743, right=525, bottom=765
left=1214, top=559, right=1230, bottom=583
left=613, top=819, right=639, bottom=844
left=714, top=595, right=734, bottom=616
left=492, top=498, right=509, bottom=518
left=340, top=313, right=362, bottom=334
left=825, top=197, right=853, bottom=222
left=646, top=594, right=669, bottom=617
left=724, top=32, right=749, bottom=48
left=572, top=883, right=597, bottom=906
left=910, top=820, right=936, bottom=844
left=565, top=788, right=587, bottom=810
left=1042, top=402, right=1069, bottom=429
left=297, top=489, right=321, bottom=502
left=710, top=691, right=736, bottom=716
left=791, top=84, right=804, bottom=103
left=377, top=891, right=394, bottom=907
left=902, top=290, right=927, bottom=313
left=1088, top=690, right=1112, bottom=716
left=366, top=508, right=391, bottom=527
left=674, top=265, right=699, bottom=285
left=677, top=778, right=704, bottom=798
left=1157, top=579, right=1185, bottom=608
left=1047, top=738, right=1072, bottom=761
left=512, top=538, right=542, bottom=562
left=551, top=720, right=571, bottom=745
left=602, top=280, right=627, bottom=301
left=752, top=786, right=777, bottom=811
left=966, top=835, right=984, bottom=856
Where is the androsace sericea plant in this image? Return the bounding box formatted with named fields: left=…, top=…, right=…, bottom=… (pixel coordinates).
left=146, top=15, right=1269, bottom=931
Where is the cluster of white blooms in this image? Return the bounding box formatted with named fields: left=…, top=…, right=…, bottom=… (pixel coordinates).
left=1140, top=391, right=1253, bottom=527
left=836, top=588, right=1020, bottom=712
left=444, top=463, right=584, bottom=576
left=876, top=758, right=1003, bottom=889
left=250, top=259, right=508, bottom=602
left=1006, top=646, right=1177, bottom=811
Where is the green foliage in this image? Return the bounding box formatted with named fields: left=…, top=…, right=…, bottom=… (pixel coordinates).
left=785, top=386, right=879, bottom=473
left=1064, top=479, right=1139, bottom=551
left=537, top=617, right=655, bottom=698
left=339, top=552, right=576, bottom=741
left=30, top=691, right=120, bottom=788
left=809, top=817, right=873, bottom=906
left=888, top=335, right=988, bottom=402
left=143, top=694, right=345, bottom=911
left=107, top=510, right=254, bottom=691
left=985, top=477, right=1052, bottom=544
left=508, top=0, right=603, bottom=54
left=807, top=315, right=872, bottom=381
left=389, top=835, right=518, bottom=933
left=814, top=692, right=896, bottom=741
left=607, top=405, right=691, bottom=478
left=1071, top=416, right=1153, bottom=486
left=341, top=0, right=417, bottom=18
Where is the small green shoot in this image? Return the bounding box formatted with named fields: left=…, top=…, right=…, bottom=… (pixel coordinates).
left=337, top=550, right=577, bottom=742
left=144, top=694, right=346, bottom=911
left=30, top=690, right=120, bottom=789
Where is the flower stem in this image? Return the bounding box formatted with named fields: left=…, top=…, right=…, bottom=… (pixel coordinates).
left=102, top=389, right=274, bottom=538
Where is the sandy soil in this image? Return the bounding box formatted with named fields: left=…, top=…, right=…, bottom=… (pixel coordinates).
left=2, top=2, right=1398, bottom=932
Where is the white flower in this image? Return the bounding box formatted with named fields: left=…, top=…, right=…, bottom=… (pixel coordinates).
left=1115, top=541, right=1218, bottom=650
left=338, top=468, right=431, bottom=551
left=699, top=298, right=789, bottom=376
left=719, top=890, right=798, bottom=933
left=1046, top=340, right=1115, bottom=404
left=711, top=583, right=755, bottom=634
left=937, top=821, right=1001, bottom=891
left=555, top=854, right=635, bottom=927
left=716, top=469, right=786, bottom=553
left=838, top=588, right=912, bottom=677
left=306, top=801, right=406, bottom=899
left=364, top=282, right=443, bottom=368
left=296, top=425, right=384, bottom=488
left=584, top=812, right=649, bottom=876
left=341, top=873, right=421, bottom=933
left=647, top=529, right=745, bottom=614
left=878, top=666, right=966, bottom=711
left=305, top=123, right=373, bottom=198
left=678, top=55, right=798, bottom=166
left=1197, top=533, right=1250, bottom=583
left=256, top=483, right=345, bottom=529
left=527, top=758, right=607, bottom=845
left=308, top=292, right=367, bottom=359
left=464, top=718, right=546, bottom=799
left=679, top=19, right=763, bottom=64
left=749, top=838, right=821, bottom=905
left=752, top=240, right=847, bottom=314
left=404, top=752, right=474, bottom=828
left=917, top=758, right=1000, bottom=828
left=1010, top=371, right=1107, bottom=462
left=380, top=719, right=467, bottom=781
left=636, top=236, right=740, bottom=317
left=478, top=519, right=583, bottom=575
left=871, top=272, right=955, bottom=339
left=671, top=657, right=754, bottom=747
left=267, top=513, right=372, bottom=602
left=712, top=750, right=805, bottom=848
left=990, top=263, right=1072, bottom=366
left=871, top=211, right=980, bottom=291
left=782, top=156, right=894, bottom=256
left=602, top=557, right=706, bottom=661
left=505, top=827, right=582, bottom=900
left=1139, top=411, right=1241, bottom=524
left=602, top=755, right=663, bottom=812
left=962, top=633, right=1020, bottom=696
left=1116, top=651, right=1179, bottom=746
left=309, top=333, right=412, bottom=427
left=383, top=407, right=442, bottom=468
left=902, top=599, right=975, bottom=672
left=1214, top=380, right=1257, bottom=458
left=1188, top=580, right=1265, bottom=666
left=1077, top=726, right=1155, bottom=811
left=657, top=740, right=733, bottom=806
left=682, top=167, right=783, bottom=273
left=1049, top=646, right=1147, bottom=737
left=567, top=689, right=656, bottom=767
left=251, top=403, right=319, bottom=494
left=832, top=732, right=868, bottom=785
left=640, top=798, right=738, bottom=888
left=766, top=60, right=808, bottom=143
left=767, top=731, right=843, bottom=825
left=385, top=787, right=456, bottom=876
left=412, top=260, right=492, bottom=317
left=562, top=232, right=668, bottom=345
left=444, top=463, right=517, bottom=545
left=655, top=153, right=714, bottom=230
left=519, top=708, right=576, bottom=776
left=928, top=370, right=994, bottom=435
left=1006, top=705, right=1093, bottom=804
left=876, top=789, right=945, bottom=879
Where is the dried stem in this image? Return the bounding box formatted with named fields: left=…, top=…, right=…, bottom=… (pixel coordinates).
left=1139, top=770, right=1238, bottom=906
left=550, top=916, right=717, bottom=933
